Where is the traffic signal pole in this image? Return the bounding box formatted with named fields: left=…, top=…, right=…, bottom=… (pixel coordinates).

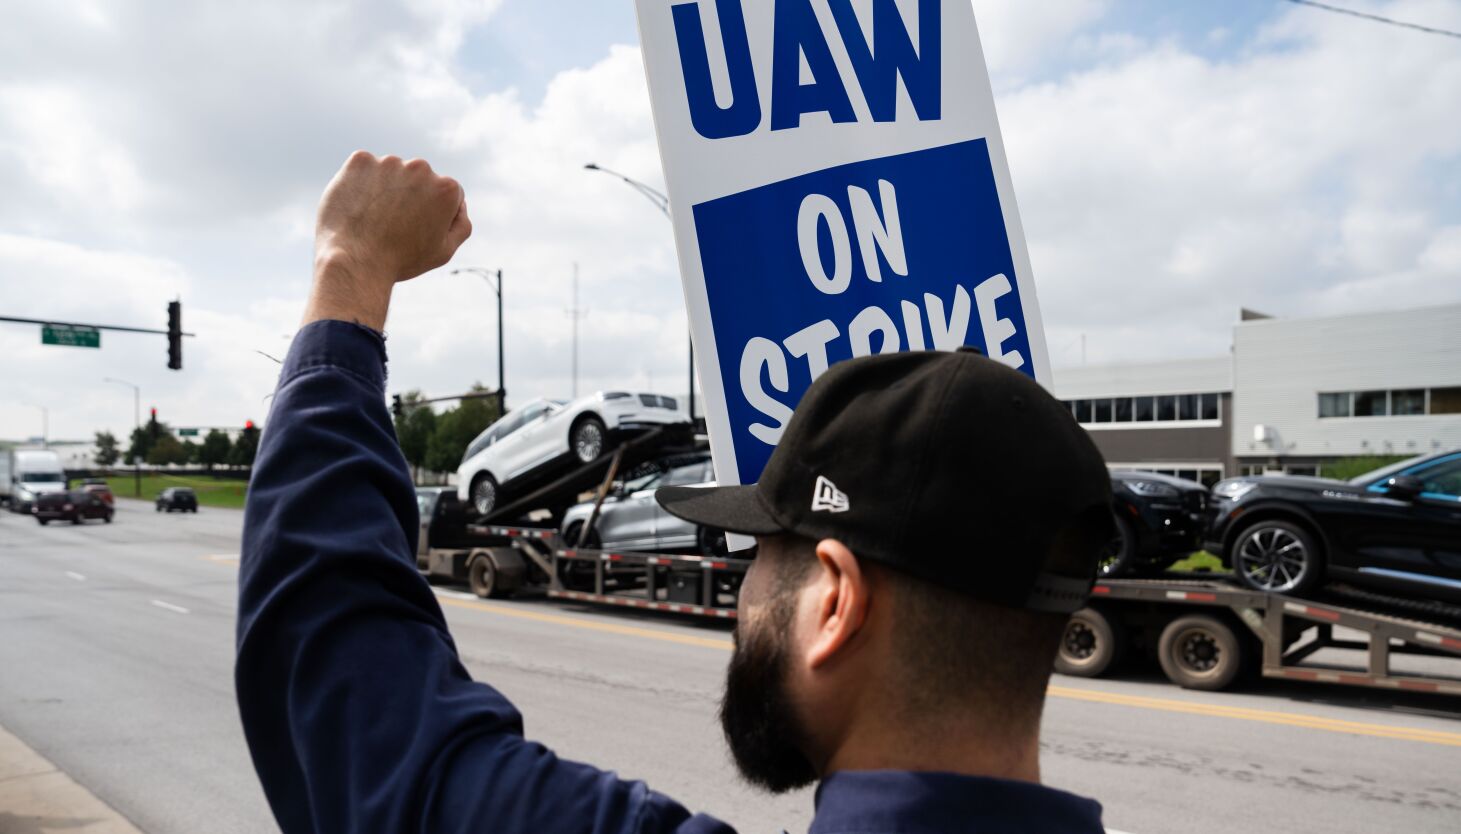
left=0, top=302, right=195, bottom=370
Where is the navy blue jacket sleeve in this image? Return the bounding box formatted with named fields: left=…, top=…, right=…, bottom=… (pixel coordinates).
left=235, top=320, right=733, bottom=834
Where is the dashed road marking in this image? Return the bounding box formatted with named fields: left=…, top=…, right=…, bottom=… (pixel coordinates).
left=64, top=571, right=86, bottom=582
left=201, top=554, right=240, bottom=567
left=150, top=600, right=190, bottom=615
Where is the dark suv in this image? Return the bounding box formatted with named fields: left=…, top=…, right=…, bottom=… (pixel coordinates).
left=1100, top=471, right=1209, bottom=576
left=33, top=490, right=114, bottom=525
left=156, top=487, right=199, bottom=513
left=1206, top=451, right=1461, bottom=602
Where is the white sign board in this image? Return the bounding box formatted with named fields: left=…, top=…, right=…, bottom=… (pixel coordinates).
left=636, top=0, right=1049, bottom=489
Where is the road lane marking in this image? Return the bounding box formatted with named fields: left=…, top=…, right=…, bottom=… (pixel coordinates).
left=64, top=571, right=86, bottom=582
left=201, top=554, right=240, bottom=566
left=431, top=590, right=1461, bottom=748
left=1046, top=685, right=1461, bottom=748
left=434, top=593, right=732, bottom=651
left=150, top=600, right=190, bottom=615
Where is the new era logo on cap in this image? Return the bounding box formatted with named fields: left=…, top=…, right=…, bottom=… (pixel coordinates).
left=811, top=476, right=850, bottom=514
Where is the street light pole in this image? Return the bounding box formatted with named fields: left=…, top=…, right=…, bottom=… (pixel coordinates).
left=583, top=163, right=696, bottom=426
left=451, top=268, right=506, bottom=416
left=103, top=377, right=141, bottom=497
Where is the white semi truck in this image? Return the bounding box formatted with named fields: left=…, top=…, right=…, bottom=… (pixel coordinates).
left=1, top=448, right=68, bottom=511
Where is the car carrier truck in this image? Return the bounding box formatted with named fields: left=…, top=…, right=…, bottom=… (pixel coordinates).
left=410, top=427, right=1461, bottom=700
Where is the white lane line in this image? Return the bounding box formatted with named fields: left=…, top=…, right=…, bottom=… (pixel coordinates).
left=65, top=571, right=87, bottom=582
left=150, top=599, right=190, bottom=615
left=433, top=589, right=479, bottom=601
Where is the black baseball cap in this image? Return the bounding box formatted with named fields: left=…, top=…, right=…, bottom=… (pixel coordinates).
left=656, top=347, right=1112, bottom=614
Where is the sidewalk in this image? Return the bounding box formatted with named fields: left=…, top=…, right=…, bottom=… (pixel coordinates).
left=0, top=723, right=142, bottom=834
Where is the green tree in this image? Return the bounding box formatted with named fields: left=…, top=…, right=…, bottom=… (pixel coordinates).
left=393, top=391, right=437, bottom=482
left=94, top=431, right=120, bottom=468
left=1320, top=455, right=1409, bottom=482
left=229, top=425, right=260, bottom=468
left=147, top=434, right=189, bottom=466
left=424, top=388, right=501, bottom=475
left=181, top=439, right=200, bottom=465
left=199, top=429, right=232, bottom=471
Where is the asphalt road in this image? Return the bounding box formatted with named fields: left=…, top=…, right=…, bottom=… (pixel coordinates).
left=2, top=501, right=1459, bottom=834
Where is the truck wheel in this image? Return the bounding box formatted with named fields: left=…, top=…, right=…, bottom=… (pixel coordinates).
left=468, top=555, right=499, bottom=599
left=1232, top=519, right=1323, bottom=597
left=470, top=473, right=499, bottom=517
left=1097, top=514, right=1137, bottom=577
left=1055, top=608, right=1127, bottom=678
left=1158, top=614, right=1246, bottom=691
left=570, top=416, right=607, bottom=464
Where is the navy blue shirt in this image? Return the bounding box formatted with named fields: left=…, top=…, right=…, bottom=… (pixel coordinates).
left=236, top=320, right=1106, bottom=834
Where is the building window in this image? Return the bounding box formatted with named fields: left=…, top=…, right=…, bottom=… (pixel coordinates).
left=1200, top=393, right=1220, bottom=420
left=1353, top=390, right=1388, bottom=417
left=1074, top=399, right=1092, bottom=422
left=1433, top=387, right=1461, bottom=415
left=1134, top=396, right=1155, bottom=422
left=1092, top=398, right=1112, bottom=423
left=1110, top=464, right=1224, bottom=488
left=1392, top=389, right=1425, bottom=416
left=1114, top=397, right=1133, bottom=422
left=1157, top=395, right=1178, bottom=421
left=1319, top=387, right=1461, bottom=418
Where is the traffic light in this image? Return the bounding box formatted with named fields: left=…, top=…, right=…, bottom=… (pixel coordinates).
left=392, top=394, right=404, bottom=420
left=167, top=301, right=182, bottom=370
left=149, top=407, right=160, bottom=441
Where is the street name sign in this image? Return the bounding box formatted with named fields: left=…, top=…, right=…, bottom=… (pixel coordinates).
left=178, top=428, right=199, bottom=438
left=636, top=0, right=1049, bottom=488
left=42, top=324, right=101, bottom=348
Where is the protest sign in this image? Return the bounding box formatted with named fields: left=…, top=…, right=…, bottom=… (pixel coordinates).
left=636, top=0, right=1049, bottom=489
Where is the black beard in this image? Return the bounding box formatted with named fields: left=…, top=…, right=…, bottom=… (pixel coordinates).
left=719, top=615, right=818, bottom=793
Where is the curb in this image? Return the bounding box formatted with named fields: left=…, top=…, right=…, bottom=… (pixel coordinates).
left=0, top=723, right=144, bottom=833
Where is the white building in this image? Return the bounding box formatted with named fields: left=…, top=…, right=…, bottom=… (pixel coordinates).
left=1053, top=302, right=1461, bottom=481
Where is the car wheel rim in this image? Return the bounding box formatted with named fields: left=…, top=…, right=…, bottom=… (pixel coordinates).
left=574, top=423, right=604, bottom=462
left=1097, top=538, right=1122, bottom=575
left=1236, top=527, right=1308, bottom=592
left=1063, top=622, right=1097, bottom=662
left=1176, top=629, right=1220, bottom=674
left=473, top=480, right=496, bottom=515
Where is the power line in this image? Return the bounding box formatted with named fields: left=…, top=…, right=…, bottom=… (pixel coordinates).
left=1281, top=0, right=1461, bottom=40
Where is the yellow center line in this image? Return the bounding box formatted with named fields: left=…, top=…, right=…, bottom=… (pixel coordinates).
left=207, top=553, right=1460, bottom=748
left=1047, top=685, right=1461, bottom=747
left=436, top=596, right=734, bottom=651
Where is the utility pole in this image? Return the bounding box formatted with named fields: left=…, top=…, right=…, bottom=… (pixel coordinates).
left=33, top=405, right=48, bottom=448
left=450, top=267, right=507, bottom=415
left=103, top=377, right=141, bottom=497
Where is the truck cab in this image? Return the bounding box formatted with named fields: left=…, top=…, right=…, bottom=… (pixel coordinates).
left=5, top=449, right=68, bottom=512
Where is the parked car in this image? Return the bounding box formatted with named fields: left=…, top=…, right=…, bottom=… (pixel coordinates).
left=156, top=487, right=199, bottom=513
left=33, top=490, right=114, bottom=525
left=457, top=392, right=690, bottom=517
left=1206, top=450, right=1461, bottom=602
left=560, top=456, right=727, bottom=555
left=1099, top=471, right=1209, bottom=577
left=82, top=480, right=115, bottom=506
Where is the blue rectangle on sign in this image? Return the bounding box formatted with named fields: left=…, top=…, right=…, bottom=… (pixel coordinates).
left=692, top=138, right=1033, bottom=484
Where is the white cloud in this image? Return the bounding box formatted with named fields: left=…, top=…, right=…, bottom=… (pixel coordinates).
left=1, top=0, right=1458, bottom=443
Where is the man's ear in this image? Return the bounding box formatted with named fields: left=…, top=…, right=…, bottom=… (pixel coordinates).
left=805, top=538, right=870, bottom=670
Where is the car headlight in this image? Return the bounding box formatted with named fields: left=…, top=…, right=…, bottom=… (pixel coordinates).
left=1212, top=480, right=1257, bottom=501
left=1126, top=480, right=1180, bottom=498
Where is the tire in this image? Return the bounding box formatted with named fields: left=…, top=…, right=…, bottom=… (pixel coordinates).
left=1232, top=519, right=1323, bottom=597
left=1055, top=608, right=1127, bottom=678
left=1157, top=614, right=1247, bottom=691
left=564, top=521, right=600, bottom=549
left=104, top=514, right=113, bottom=524
left=469, top=473, right=499, bottom=517
left=697, top=526, right=729, bottom=557
left=1097, top=513, right=1138, bottom=577
left=570, top=416, right=608, bottom=464
left=72, top=516, right=82, bottom=525
left=468, top=555, right=499, bottom=599
left=37, top=518, right=49, bottom=526
left=156, top=505, right=162, bottom=512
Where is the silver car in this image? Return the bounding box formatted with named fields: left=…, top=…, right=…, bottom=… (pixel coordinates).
left=560, top=457, right=726, bottom=555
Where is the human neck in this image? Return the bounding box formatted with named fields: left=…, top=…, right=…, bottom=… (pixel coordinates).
left=817, top=714, right=1041, bottom=784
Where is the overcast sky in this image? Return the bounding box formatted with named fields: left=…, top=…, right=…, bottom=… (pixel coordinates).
left=2, top=0, right=1459, bottom=443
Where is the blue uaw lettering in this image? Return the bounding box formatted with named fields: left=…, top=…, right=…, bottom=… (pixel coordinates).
left=672, top=0, right=943, bottom=139
left=739, top=274, right=1023, bottom=444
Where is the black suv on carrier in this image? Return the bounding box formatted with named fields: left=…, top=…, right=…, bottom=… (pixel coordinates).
left=1206, top=451, right=1461, bottom=602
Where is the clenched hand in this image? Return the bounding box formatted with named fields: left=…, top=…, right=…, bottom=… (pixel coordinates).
left=304, top=151, right=472, bottom=331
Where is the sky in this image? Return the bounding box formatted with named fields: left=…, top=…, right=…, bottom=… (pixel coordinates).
left=1, top=0, right=1459, bottom=444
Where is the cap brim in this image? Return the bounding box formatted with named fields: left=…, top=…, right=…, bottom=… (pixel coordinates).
left=655, top=484, right=785, bottom=536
